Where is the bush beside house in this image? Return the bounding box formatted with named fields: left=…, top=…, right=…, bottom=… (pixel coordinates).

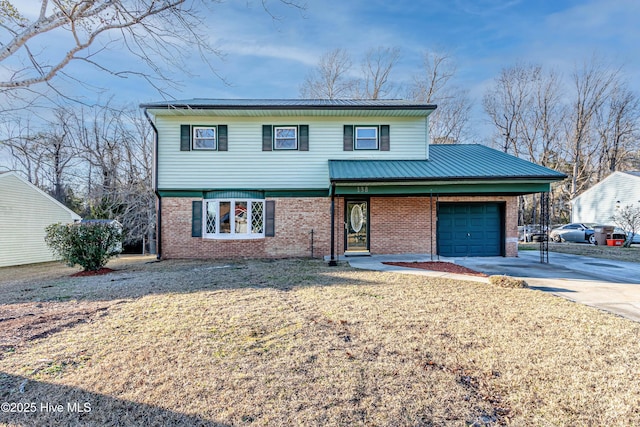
left=45, top=222, right=123, bottom=271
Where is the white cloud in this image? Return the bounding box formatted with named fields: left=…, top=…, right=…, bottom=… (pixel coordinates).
left=220, top=41, right=320, bottom=67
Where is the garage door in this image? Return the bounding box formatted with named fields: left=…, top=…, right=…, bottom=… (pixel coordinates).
left=437, top=203, right=502, bottom=257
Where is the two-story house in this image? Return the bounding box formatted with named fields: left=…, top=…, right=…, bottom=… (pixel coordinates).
left=140, top=99, right=566, bottom=261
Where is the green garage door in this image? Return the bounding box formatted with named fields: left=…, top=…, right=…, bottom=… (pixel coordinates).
left=437, top=203, right=503, bottom=257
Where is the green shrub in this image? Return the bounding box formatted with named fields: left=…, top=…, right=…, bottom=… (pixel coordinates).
left=45, top=222, right=123, bottom=271
left=489, top=275, right=528, bottom=289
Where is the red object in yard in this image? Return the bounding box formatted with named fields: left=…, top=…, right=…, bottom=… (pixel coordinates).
left=606, top=239, right=624, bottom=246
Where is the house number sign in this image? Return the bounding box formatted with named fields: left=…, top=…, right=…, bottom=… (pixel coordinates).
left=357, top=186, right=369, bottom=193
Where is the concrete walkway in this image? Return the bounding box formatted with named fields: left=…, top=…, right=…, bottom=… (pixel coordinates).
left=344, top=251, right=640, bottom=322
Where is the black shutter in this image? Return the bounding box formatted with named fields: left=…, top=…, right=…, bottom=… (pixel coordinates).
left=343, top=125, right=354, bottom=151
left=262, top=125, right=273, bottom=151
left=380, top=125, right=390, bottom=151
left=265, top=200, right=275, bottom=237
left=299, top=125, right=309, bottom=151
left=192, top=201, right=202, bottom=237
left=180, top=125, right=191, bottom=151
left=218, top=125, right=228, bottom=151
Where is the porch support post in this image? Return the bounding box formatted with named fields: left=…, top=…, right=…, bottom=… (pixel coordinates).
left=329, top=183, right=337, bottom=266
left=430, top=192, right=433, bottom=261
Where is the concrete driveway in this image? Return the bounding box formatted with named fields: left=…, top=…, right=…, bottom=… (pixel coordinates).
left=347, top=251, right=640, bottom=322
left=451, top=251, right=640, bottom=322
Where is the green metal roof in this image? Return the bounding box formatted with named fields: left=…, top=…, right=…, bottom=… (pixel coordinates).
left=141, top=98, right=436, bottom=118
left=140, top=98, right=436, bottom=110
left=329, top=144, right=567, bottom=182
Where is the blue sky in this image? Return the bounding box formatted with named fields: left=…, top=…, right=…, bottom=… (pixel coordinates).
left=173, top=0, right=640, bottom=100
left=6, top=0, right=640, bottom=142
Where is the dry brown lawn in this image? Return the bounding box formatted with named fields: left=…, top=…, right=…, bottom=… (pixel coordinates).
left=521, top=241, right=640, bottom=263
left=1, top=257, right=640, bottom=426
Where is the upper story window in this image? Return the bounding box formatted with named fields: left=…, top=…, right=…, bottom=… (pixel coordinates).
left=193, top=127, right=217, bottom=150
left=181, top=124, right=227, bottom=151
left=274, top=126, right=298, bottom=150
left=344, top=125, right=390, bottom=151
left=355, top=126, right=378, bottom=150
left=262, top=125, right=309, bottom=151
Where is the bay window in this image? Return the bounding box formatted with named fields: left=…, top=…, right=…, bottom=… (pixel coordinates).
left=204, top=199, right=265, bottom=238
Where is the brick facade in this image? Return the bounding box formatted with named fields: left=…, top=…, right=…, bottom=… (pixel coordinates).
left=161, top=197, right=331, bottom=259
left=160, top=195, right=518, bottom=259
left=369, top=197, right=436, bottom=254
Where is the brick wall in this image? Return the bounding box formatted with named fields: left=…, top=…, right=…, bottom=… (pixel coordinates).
left=338, top=195, right=518, bottom=257
left=160, top=197, right=331, bottom=259
left=160, top=194, right=519, bottom=259
left=265, top=197, right=331, bottom=258
left=369, top=197, right=436, bottom=254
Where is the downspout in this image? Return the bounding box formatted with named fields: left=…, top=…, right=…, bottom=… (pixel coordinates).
left=143, top=108, right=162, bottom=260
left=329, top=183, right=337, bottom=266
left=436, top=193, right=440, bottom=261
left=430, top=191, right=433, bottom=261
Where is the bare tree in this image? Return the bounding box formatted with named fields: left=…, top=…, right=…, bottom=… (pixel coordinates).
left=519, top=68, right=566, bottom=167
left=1, top=120, right=45, bottom=185
left=483, top=57, right=635, bottom=223
left=483, top=63, right=569, bottom=224
left=45, top=109, right=79, bottom=203
left=409, top=51, right=455, bottom=103
left=483, top=63, right=537, bottom=154
left=61, top=102, right=156, bottom=251
left=1, top=110, right=78, bottom=203
left=359, top=46, right=401, bottom=99
left=410, top=50, right=471, bottom=143
left=0, top=0, right=303, bottom=111
left=300, top=46, right=401, bottom=100
left=566, top=58, right=619, bottom=199
left=594, top=81, right=640, bottom=178
left=118, top=108, right=156, bottom=253
left=611, top=204, right=640, bottom=248
left=299, top=48, right=358, bottom=99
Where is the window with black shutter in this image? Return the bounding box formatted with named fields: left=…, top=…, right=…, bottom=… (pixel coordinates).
left=180, top=125, right=228, bottom=151
left=262, top=125, right=309, bottom=151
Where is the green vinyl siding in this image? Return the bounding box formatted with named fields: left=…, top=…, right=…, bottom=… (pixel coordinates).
left=157, top=189, right=329, bottom=198
left=154, top=115, right=428, bottom=190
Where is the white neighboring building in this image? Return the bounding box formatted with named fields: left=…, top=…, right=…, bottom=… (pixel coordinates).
left=0, top=172, right=81, bottom=268
left=571, top=171, right=640, bottom=224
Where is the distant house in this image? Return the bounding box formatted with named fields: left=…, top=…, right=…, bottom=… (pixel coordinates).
left=81, top=219, right=124, bottom=253
left=571, top=171, right=640, bottom=224
left=0, top=172, right=81, bottom=268
left=140, top=99, right=566, bottom=260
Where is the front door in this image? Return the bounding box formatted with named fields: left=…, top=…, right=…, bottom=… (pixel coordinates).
left=346, top=200, right=369, bottom=253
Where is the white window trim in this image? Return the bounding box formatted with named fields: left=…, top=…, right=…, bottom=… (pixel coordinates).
left=274, top=126, right=298, bottom=150
left=355, top=126, right=379, bottom=150
left=203, top=199, right=265, bottom=239
left=193, top=126, right=217, bottom=150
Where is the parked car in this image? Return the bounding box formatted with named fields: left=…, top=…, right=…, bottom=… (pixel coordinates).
left=521, top=224, right=548, bottom=242
left=549, top=223, right=596, bottom=244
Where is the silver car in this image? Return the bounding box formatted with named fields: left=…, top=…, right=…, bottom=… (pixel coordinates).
left=549, top=223, right=596, bottom=244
